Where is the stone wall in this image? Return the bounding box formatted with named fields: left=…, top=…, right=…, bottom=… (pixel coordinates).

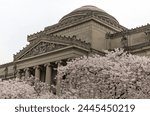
left=129, top=32, right=147, bottom=46
left=91, top=21, right=116, bottom=50
left=53, top=21, right=92, bottom=43
left=110, top=31, right=149, bottom=49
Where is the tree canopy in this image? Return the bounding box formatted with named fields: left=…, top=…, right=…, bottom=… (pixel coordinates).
left=58, top=49, right=150, bottom=99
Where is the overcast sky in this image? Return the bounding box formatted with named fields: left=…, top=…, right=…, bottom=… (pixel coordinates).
left=0, top=0, right=150, bottom=64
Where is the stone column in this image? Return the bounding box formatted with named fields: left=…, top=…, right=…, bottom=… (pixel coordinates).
left=35, top=66, right=40, bottom=81
left=16, top=69, right=21, bottom=79
left=13, top=65, right=17, bottom=77
left=45, top=63, right=52, bottom=85
left=24, top=68, right=30, bottom=78
left=4, top=67, right=8, bottom=78
left=56, top=62, right=61, bottom=96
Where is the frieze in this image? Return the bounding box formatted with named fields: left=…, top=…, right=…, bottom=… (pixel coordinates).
left=44, top=16, right=91, bottom=33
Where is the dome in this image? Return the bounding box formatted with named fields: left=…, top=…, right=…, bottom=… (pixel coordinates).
left=73, top=5, right=106, bottom=13
left=59, top=5, right=119, bottom=25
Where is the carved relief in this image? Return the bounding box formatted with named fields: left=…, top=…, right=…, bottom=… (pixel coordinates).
left=20, top=42, right=66, bottom=59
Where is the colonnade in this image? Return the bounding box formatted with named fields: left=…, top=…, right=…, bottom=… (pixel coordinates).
left=16, top=62, right=59, bottom=94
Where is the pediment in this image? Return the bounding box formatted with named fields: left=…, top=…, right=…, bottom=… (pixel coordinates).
left=14, top=35, right=91, bottom=61
left=18, top=41, right=67, bottom=60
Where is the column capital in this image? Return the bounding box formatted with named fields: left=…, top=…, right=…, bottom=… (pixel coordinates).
left=16, top=69, right=21, bottom=79
left=44, top=63, right=51, bottom=67
left=13, top=65, right=17, bottom=72
left=24, top=67, right=30, bottom=71
left=24, top=67, right=31, bottom=78
left=34, top=65, right=40, bottom=70
left=4, top=67, right=8, bottom=71
left=17, top=69, right=21, bottom=73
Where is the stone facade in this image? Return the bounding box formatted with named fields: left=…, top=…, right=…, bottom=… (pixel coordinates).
left=0, top=5, right=150, bottom=95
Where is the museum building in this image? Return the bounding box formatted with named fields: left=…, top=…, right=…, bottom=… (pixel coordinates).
left=1, top=5, right=150, bottom=94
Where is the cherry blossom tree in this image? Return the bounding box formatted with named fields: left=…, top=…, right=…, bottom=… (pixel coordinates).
left=0, top=77, right=57, bottom=99
left=0, top=78, right=35, bottom=99
left=58, top=48, right=150, bottom=99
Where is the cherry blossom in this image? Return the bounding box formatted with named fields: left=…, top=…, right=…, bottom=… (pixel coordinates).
left=58, top=48, right=150, bottom=99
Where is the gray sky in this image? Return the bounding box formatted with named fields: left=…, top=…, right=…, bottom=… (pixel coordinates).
left=0, top=0, right=150, bottom=64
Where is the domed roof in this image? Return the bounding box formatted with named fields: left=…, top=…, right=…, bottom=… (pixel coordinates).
left=59, top=5, right=119, bottom=25
left=73, top=5, right=106, bottom=13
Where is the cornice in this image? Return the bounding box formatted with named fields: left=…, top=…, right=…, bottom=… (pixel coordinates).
left=109, top=24, right=150, bottom=39
left=0, top=62, right=14, bottom=68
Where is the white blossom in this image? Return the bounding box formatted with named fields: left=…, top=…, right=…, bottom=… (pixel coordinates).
left=58, top=49, right=150, bottom=99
